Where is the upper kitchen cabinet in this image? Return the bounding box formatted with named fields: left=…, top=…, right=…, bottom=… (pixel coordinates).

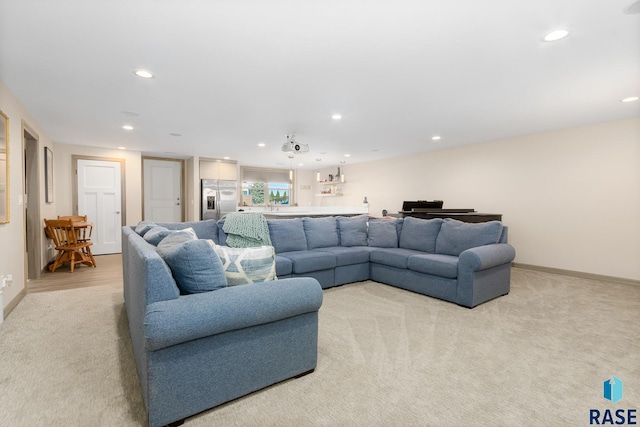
left=199, top=158, right=238, bottom=180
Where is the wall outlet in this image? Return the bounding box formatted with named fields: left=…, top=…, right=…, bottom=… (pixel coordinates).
left=1, top=275, right=12, bottom=288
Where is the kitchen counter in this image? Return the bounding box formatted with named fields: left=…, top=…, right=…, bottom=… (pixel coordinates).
left=237, top=206, right=369, bottom=219
left=262, top=211, right=365, bottom=219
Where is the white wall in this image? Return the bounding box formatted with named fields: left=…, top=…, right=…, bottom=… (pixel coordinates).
left=331, top=117, right=640, bottom=281
left=0, top=80, right=56, bottom=314
left=2, top=71, right=638, bottom=319
left=295, top=169, right=315, bottom=207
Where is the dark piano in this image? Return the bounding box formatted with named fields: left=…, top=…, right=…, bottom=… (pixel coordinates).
left=399, top=200, right=502, bottom=223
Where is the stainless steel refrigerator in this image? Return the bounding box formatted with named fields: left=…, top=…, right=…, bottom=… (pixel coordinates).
left=201, top=179, right=238, bottom=220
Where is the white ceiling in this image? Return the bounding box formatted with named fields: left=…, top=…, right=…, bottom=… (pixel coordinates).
left=1, top=0, right=639, bottom=169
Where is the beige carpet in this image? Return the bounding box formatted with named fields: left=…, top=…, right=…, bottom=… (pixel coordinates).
left=0, top=269, right=638, bottom=426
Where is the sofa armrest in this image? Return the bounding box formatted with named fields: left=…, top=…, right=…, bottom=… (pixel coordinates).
left=144, top=277, right=323, bottom=351
left=458, top=243, right=516, bottom=272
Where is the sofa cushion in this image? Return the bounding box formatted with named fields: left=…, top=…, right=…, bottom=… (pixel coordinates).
left=369, top=247, right=422, bottom=269
left=275, top=255, right=293, bottom=276
left=368, top=218, right=403, bottom=248
left=268, top=218, right=307, bottom=253
left=436, top=219, right=504, bottom=256
left=143, top=226, right=171, bottom=246
left=337, top=216, right=368, bottom=247
left=212, top=244, right=277, bottom=286
left=407, top=254, right=459, bottom=279
left=157, top=219, right=218, bottom=241
left=399, top=217, right=442, bottom=253
left=303, top=217, right=339, bottom=249
left=135, top=220, right=156, bottom=236
left=315, top=246, right=372, bottom=266
left=157, top=239, right=227, bottom=294
left=278, top=250, right=336, bottom=274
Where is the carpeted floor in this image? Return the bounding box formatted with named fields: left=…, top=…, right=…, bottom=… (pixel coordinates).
left=0, top=268, right=638, bottom=426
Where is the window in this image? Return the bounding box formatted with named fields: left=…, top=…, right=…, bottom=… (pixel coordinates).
left=241, top=167, right=292, bottom=206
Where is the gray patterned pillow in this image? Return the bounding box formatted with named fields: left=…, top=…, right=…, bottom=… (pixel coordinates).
left=210, top=242, right=277, bottom=286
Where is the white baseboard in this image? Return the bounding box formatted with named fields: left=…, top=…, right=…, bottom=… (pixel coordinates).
left=512, top=263, right=640, bottom=287
left=3, top=287, right=26, bottom=320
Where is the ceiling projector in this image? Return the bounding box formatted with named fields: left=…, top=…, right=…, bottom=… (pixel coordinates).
left=281, top=134, right=309, bottom=154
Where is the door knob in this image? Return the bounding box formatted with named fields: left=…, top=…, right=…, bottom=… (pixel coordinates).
left=115, top=211, right=121, bottom=214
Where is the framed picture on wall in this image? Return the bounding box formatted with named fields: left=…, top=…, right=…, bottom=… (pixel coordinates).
left=45, top=147, right=53, bottom=203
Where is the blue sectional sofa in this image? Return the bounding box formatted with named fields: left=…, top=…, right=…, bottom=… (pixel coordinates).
left=122, top=215, right=515, bottom=426
left=264, top=215, right=515, bottom=308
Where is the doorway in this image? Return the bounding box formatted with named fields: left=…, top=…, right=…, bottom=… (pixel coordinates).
left=23, top=123, right=41, bottom=280
left=142, top=157, right=184, bottom=222
left=73, top=156, right=126, bottom=255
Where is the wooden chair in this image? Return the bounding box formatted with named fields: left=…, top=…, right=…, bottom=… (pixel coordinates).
left=58, top=215, right=92, bottom=243
left=44, top=218, right=97, bottom=272
left=57, top=215, right=87, bottom=221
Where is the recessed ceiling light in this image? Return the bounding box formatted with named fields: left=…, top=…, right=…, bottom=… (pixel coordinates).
left=621, top=96, right=639, bottom=103
left=298, top=163, right=304, bottom=166
left=223, top=156, right=230, bottom=160
left=169, top=133, right=182, bottom=137
left=316, top=158, right=322, bottom=162
left=339, top=161, right=346, bottom=164
left=122, top=125, right=133, bottom=130
left=344, top=154, right=351, bottom=157
left=117, top=146, right=126, bottom=150
left=258, top=142, right=266, bottom=147
left=432, top=136, right=441, bottom=141
left=121, top=111, right=140, bottom=117
left=332, top=114, right=342, bottom=120
left=133, top=69, right=155, bottom=79
left=542, top=29, right=570, bottom=42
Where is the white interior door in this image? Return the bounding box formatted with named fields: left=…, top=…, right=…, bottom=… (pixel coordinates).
left=143, top=158, right=182, bottom=222
left=77, top=159, right=122, bottom=255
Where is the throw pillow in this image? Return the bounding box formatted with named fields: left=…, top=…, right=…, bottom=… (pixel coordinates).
left=158, top=239, right=227, bottom=294
left=156, top=231, right=197, bottom=258
left=211, top=243, right=277, bottom=286
left=337, top=215, right=368, bottom=247
left=217, top=220, right=228, bottom=246
left=303, top=217, right=339, bottom=249
left=143, top=226, right=171, bottom=246
left=435, top=219, right=504, bottom=256
left=180, top=227, right=198, bottom=239
left=135, top=220, right=156, bottom=236
left=368, top=218, right=403, bottom=248
left=399, top=217, right=443, bottom=253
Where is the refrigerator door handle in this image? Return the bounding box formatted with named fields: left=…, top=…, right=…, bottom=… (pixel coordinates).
left=216, top=190, right=221, bottom=219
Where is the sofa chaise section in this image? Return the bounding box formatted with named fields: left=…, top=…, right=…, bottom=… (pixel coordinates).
left=122, top=226, right=323, bottom=427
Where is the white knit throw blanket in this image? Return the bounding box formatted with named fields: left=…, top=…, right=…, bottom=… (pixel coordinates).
left=222, top=213, right=272, bottom=248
